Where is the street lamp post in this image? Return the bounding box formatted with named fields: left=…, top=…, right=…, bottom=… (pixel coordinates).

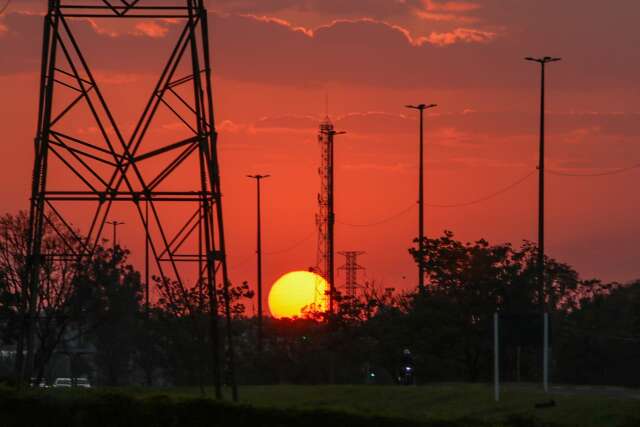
left=526, top=55, right=561, bottom=394
left=524, top=56, right=561, bottom=312
left=247, top=174, right=270, bottom=351
left=405, top=103, right=437, bottom=295
left=105, top=220, right=125, bottom=251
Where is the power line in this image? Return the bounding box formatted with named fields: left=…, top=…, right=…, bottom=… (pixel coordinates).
left=337, top=203, right=416, bottom=227
left=264, top=231, right=315, bottom=255
left=547, top=163, right=640, bottom=177
left=227, top=253, right=254, bottom=271
left=426, top=170, right=536, bottom=208
left=337, top=169, right=537, bottom=228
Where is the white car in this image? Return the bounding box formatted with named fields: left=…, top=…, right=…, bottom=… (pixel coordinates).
left=75, top=377, right=92, bottom=388
left=53, top=377, right=72, bottom=388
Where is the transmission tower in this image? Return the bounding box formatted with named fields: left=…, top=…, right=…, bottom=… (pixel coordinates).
left=338, top=251, right=365, bottom=298
left=315, top=116, right=344, bottom=314
left=23, top=0, right=236, bottom=400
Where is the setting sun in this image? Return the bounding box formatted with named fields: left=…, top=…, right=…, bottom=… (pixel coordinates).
left=268, top=271, right=328, bottom=319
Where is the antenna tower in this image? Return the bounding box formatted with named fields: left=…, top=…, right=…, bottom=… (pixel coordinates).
left=316, top=116, right=344, bottom=313
left=316, top=117, right=333, bottom=310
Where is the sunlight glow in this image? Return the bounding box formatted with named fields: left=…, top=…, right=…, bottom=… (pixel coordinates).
left=268, top=271, right=328, bottom=319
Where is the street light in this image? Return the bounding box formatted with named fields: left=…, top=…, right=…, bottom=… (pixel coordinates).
left=524, top=56, right=561, bottom=310
left=525, top=55, right=561, bottom=395
left=105, top=220, right=125, bottom=251
left=405, top=103, right=437, bottom=295
left=246, top=174, right=270, bottom=351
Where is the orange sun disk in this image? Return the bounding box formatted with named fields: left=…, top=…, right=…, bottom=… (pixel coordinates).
left=268, top=271, right=328, bottom=319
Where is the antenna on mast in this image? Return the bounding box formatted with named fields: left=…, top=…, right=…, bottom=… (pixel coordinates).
left=324, top=87, right=329, bottom=119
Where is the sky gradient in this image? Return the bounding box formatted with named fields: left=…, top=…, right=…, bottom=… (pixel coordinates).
left=1, top=1, right=640, bottom=312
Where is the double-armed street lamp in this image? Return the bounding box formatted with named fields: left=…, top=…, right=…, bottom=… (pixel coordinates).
left=405, top=104, right=437, bottom=295
left=525, top=55, right=561, bottom=394
left=247, top=174, right=270, bottom=351
left=106, top=220, right=125, bottom=251
left=524, top=56, right=561, bottom=312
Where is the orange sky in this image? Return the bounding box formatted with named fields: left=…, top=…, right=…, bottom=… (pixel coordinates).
left=2, top=1, right=640, bottom=312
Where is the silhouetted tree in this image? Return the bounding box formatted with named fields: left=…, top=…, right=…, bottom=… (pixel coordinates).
left=73, top=246, right=143, bottom=386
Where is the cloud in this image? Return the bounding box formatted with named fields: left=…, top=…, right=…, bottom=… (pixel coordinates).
left=211, top=0, right=424, bottom=17
left=415, top=0, right=481, bottom=23
left=424, top=27, right=496, bottom=45
left=414, top=11, right=477, bottom=23
left=133, top=21, right=170, bottom=38
left=423, top=0, right=481, bottom=12
left=87, top=18, right=119, bottom=38
left=213, top=110, right=640, bottom=146
left=254, top=114, right=318, bottom=129
left=3, top=3, right=640, bottom=92
left=218, top=119, right=245, bottom=133
left=240, top=15, right=496, bottom=47
left=241, top=14, right=314, bottom=37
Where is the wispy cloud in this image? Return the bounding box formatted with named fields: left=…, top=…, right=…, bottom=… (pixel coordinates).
left=133, top=21, right=169, bottom=38
left=242, top=14, right=497, bottom=47
left=241, top=14, right=314, bottom=37
left=414, top=0, right=481, bottom=23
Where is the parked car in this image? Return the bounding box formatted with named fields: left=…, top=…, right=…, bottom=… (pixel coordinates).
left=75, top=377, right=91, bottom=388
left=29, top=378, right=48, bottom=388
left=53, top=378, right=72, bottom=388
left=52, top=377, right=92, bottom=388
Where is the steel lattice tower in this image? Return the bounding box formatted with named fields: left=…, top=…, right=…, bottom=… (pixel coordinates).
left=315, top=116, right=344, bottom=314
left=338, top=251, right=365, bottom=298
left=23, top=0, right=236, bottom=399
left=315, top=117, right=331, bottom=306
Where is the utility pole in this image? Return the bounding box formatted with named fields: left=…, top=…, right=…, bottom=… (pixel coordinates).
left=526, top=56, right=561, bottom=394
left=247, top=174, right=270, bottom=351
left=338, top=251, right=365, bottom=298
left=405, top=103, right=437, bottom=295
left=525, top=56, right=560, bottom=311
left=106, top=220, right=125, bottom=251
left=24, top=1, right=236, bottom=400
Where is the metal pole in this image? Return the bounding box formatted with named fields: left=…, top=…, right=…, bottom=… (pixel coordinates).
left=145, top=201, right=150, bottom=314
left=524, top=56, right=561, bottom=311
left=257, top=178, right=263, bottom=351
left=418, top=108, right=424, bottom=294
left=543, top=312, right=549, bottom=392
left=247, top=174, right=270, bottom=351
left=405, top=104, right=436, bottom=294
left=494, top=312, right=499, bottom=402
left=538, top=62, right=545, bottom=312
left=525, top=57, right=560, bottom=393
left=106, top=220, right=124, bottom=251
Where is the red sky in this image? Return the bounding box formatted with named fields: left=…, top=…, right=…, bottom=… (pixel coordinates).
left=2, top=1, right=640, bottom=312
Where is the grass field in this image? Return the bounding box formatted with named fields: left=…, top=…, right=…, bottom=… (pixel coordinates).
left=4, top=383, right=639, bottom=426
left=122, top=383, right=640, bottom=427
left=234, top=384, right=639, bottom=426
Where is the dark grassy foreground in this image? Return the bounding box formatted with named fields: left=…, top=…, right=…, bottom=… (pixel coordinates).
left=236, top=384, right=640, bottom=427
left=1, top=385, right=639, bottom=427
